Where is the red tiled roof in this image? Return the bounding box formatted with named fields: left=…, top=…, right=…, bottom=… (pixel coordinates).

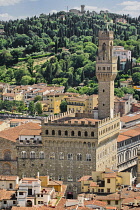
left=19, top=129, right=41, bottom=136
left=0, top=175, right=18, bottom=181
left=90, top=182, right=99, bottom=187
left=121, top=114, right=140, bottom=123
left=0, top=122, right=41, bottom=142
left=78, top=176, right=92, bottom=182
left=0, top=189, right=15, bottom=201
left=117, top=134, right=130, bottom=142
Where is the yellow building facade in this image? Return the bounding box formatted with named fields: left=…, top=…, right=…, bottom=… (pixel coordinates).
left=38, top=176, right=63, bottom=192
left=79, top=168, right=131, bottom=194
left=66, top=94, right=98, bottom=113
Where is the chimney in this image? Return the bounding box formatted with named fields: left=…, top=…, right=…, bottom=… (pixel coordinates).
left=37, top=172, right=39, bottom=179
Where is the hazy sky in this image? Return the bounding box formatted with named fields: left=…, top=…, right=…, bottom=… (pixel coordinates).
left=0, top=0, right=139, bottom=21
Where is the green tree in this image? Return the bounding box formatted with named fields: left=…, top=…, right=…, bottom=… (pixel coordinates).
left=60, top=100, right=67, bottom=113
left=34, top=95, right=42, bottom=102
left=29, top=101, right=35, bottom=115
left=11, top=49, right=23, bottom=62
left=35, top=102, right=42, bottom=114
left=21, top=75, right=32, bottom=85
left=27, top=58, right=34, bottom=75
left=132, top=72, right=140, bottom=85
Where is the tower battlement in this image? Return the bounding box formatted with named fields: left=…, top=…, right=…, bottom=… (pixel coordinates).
left=98, top=30, right=114, bottom=40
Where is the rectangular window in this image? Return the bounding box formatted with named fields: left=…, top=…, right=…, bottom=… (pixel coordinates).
left=19, top=192, right=24, bottom=195
left=67, top=153, right=73, bottom=160
left=107, top=179, right=110, bottom=183
left=103, top=67, right=105, bottom=70
left=107, top=201, right=110, bottom=205
left=4, top=201, right=7, bottom=204
left=13, top=201, right=16, bottom=204
left=115, top=201, right=118, bottom=205
left=86, top=154, right=91, bottom=161
left=107, top=188, right=110, bottom=193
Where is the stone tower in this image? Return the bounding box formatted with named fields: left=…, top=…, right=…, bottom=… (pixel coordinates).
left=137, top=149, right=140, bottom=183
left=81, top=5, right=85, bottom=13
left=96, top=31, right=117, bottom=119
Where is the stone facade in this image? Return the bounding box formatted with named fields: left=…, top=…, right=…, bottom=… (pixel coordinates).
left=96, top=31, right=117, bottom=119
left=0, top=138, right=17, bottom=175
left=16, top=111, right=119, bottom=196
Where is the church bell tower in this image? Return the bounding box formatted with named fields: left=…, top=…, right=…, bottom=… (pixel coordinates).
left=96, top=31, right=117, bottom=119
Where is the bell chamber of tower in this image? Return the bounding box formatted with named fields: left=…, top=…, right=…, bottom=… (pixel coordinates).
left=96, top=30, right=118, bottom=119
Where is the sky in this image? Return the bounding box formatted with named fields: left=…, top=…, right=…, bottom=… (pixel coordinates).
left=0, top=0, right=139, bottom=21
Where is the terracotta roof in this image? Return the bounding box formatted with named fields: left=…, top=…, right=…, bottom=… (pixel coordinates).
left=0, top=175, right=18, bottom=181
left=120, top=127, right=140, bottom=137
left=22, top=177, right=39, bottom=181
left=78, top=176, right=92, bottom=182
left=0, top=122, right=41, bottom=142
left=117, top=134, right=130, bottom=142
left=3, top=93, right=15, bottom=97
left=10, top=119, right=29, bottom=122
left=106, top=207, right=117, bottom=209
left=19, top=129, right=41, bottom=136
left=121, top=114, right=140, bottom=123
left=48, top=180, right=63, bottom=186
left=84, top=199, right=107, bottom=208
left=96, top=193, right=120, bottom=201
left=90, top=182, right=99, bottom=187
left=0, top=189, right=15, bottom=201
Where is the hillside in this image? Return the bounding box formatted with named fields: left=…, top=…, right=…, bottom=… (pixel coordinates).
left=0, top=11, right=139, bottom=98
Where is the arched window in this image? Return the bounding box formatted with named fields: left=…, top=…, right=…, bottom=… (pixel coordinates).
left=77, top=153, right=82, bottom=161
left=102, top=43, right=106, bottom=60
left=65, top=131, right=68, bottom=136
left=67, top=175, right=73, bottom=182
left=4, top=150, right=11, bottom=160
left=91, top=131, right=94, bottom=136
left=30, top=151, right=35, bottom=159
left=58, top=130, right=61, bottom=136
left=21, top=151, right=27, bottom=159
left=86, top=154, right=91, bottom=161
left=78, top=131, right=81, bottom=136
left=59, top=152, right=64, bottom=160
left=67, top=153, right=73, bottom=160
left=9, top=183, right=13, bottom=189
left=46, top=130, right=48, bottom=135
left=71, top=131, right=74, bottom=136
left=50, top=152, right=55, bottom=159
left=85, top=131, right=88, bottom=137
left=52, top=130, right=55, bottom=135
left=39, top=151, right=44, bottom=159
